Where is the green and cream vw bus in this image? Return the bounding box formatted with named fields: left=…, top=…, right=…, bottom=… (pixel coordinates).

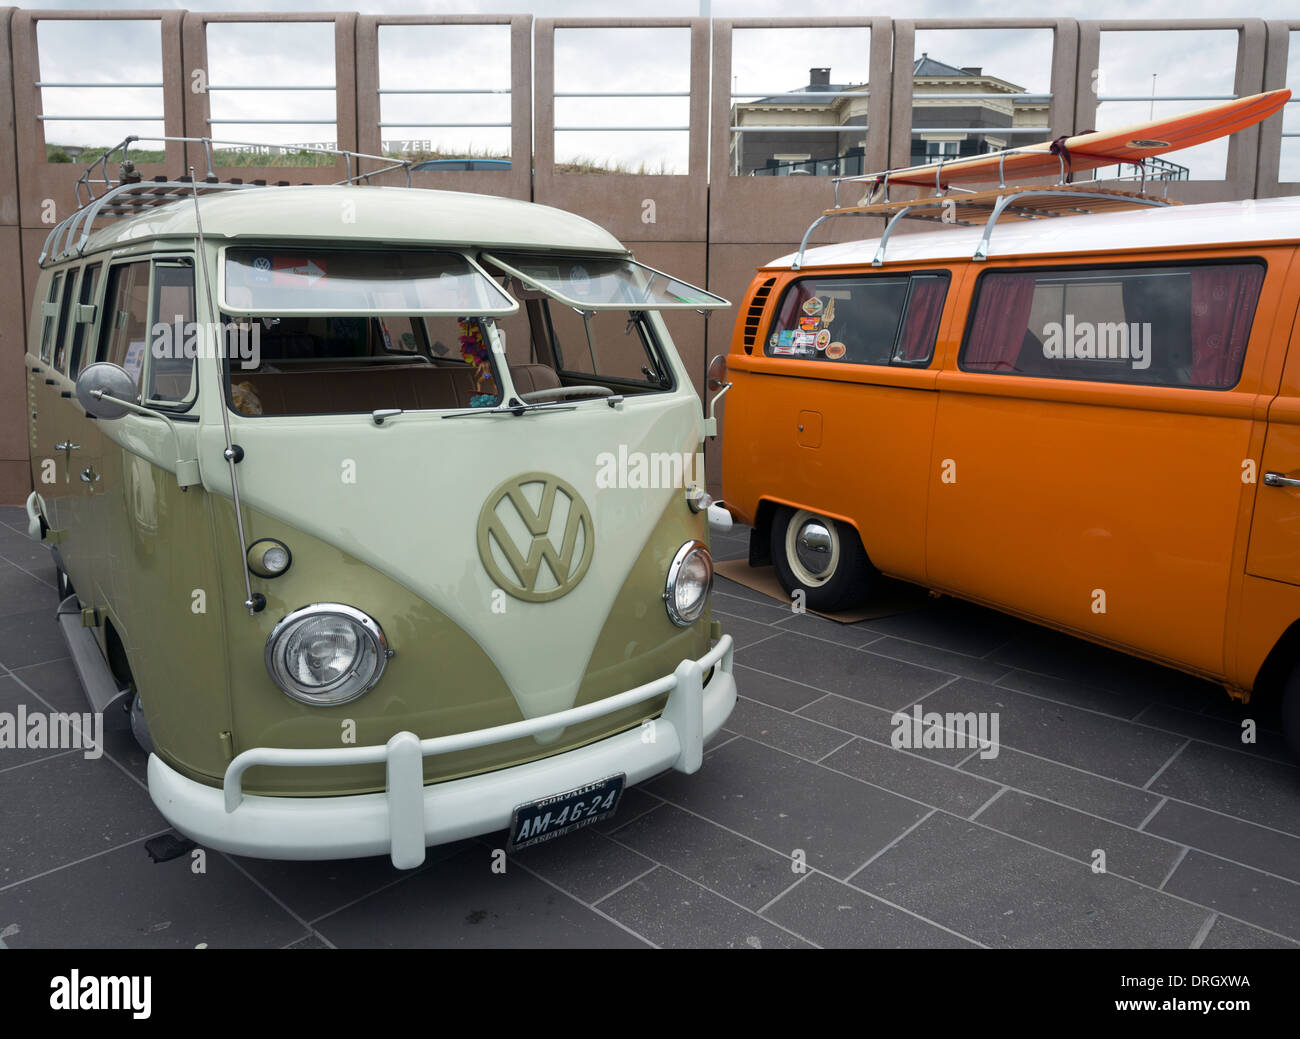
left=25, top=175, right=734, bottom=868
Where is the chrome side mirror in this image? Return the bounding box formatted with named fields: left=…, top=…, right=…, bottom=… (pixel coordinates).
left=75, top=362, right=139, bottom=420
left=707, top=353, right=729, bottom=391
left=704, top=354, right=732, bottom=438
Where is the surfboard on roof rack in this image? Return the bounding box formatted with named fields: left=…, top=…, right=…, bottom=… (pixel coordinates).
left=792, top=88, right=1292, bottom=269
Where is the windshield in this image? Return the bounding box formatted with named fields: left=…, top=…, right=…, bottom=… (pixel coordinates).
left=222, top=248, right=517, bottom=316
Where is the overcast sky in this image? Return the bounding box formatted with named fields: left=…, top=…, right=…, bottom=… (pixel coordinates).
left=25, top=0, right=1300, bottom=180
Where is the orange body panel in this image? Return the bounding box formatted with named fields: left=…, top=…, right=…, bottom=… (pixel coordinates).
left=722, top=243, right=1300, bottom=698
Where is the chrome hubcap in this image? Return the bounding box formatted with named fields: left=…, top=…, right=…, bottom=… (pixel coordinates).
left=795, top=521, right=833, bottom=576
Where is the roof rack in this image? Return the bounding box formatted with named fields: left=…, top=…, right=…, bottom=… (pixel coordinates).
left=40, top=134, right=417, bottom=268
left=792, top=151, right=1181, bottom=270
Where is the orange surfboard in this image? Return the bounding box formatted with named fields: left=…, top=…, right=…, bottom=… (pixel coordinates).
left=879, top=88, right=1291, bottom=188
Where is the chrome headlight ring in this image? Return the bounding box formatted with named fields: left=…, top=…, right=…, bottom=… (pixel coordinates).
left=664, top=539, right=713, bottom=627
left=265, top=603, right=391, bottom=707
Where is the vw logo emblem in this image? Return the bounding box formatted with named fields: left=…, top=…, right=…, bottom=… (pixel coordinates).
left=477, top=472, right=595, bottom=602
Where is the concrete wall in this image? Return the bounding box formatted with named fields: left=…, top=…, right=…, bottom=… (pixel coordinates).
left=3, top=11, right=1296, bottom=503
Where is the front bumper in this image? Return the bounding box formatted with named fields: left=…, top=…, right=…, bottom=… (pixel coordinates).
left=148, top=635, right=736, bottom=869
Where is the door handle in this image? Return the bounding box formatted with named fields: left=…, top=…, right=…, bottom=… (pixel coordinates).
left=55, top=441, right=80, bottom=452
left=1263, top=471, right=1300, bottom=488
left=79, top=466, right=99, bottom=484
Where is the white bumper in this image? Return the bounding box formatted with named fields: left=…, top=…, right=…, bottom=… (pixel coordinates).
left=148, top=636, right=735, bottom=869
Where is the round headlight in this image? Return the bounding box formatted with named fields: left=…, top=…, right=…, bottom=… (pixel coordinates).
left=664, top=539, right=713, bottom=627
left=265, top=604, right=390, bottom=706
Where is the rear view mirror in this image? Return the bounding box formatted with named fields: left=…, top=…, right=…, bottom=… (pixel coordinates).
left=76, top=362, right=138, bottom=420
left=707, top=353, right=729, bottom=391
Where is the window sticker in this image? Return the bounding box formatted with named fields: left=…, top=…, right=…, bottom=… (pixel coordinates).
left=272, top=257, right=327, bottom=287
left=801, top=297, right=824, bottom=317
left=250, top=255, right=273, bottom=285
left=123, top=339, right=146, bottom=384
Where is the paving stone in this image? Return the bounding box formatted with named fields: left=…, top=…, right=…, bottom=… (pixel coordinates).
left=1199, top=914, right=1299, bottom=949
left=0, top=607, right=68, bottom=670
left=592, top=785, right=663, bottom=835
left=739, top=632, right=951, bottom=711
left=797, top=693, right=972, bottom=765
left=0, top=567, right=58, bottom=620
left=773, top=611, right=883, bottom=648
left=6, top=656, right=93, bottom=716
left=961, top=747, right=1163, bottom=827
left=1161, top=851, right=1300, bottom=942
left=822, top=738, right=1003, bottom=816
left=611, top=803, right=796, bottom=910
left=315, top=845, right=645, bottom=948
left=1134, top=702, right=1293, bottom=765
left=713, top=612, right=783, bottom=650
left=0, top=750, right=167, bottom=886
left=865, top=636, right=1011, bottom=682
left=711, top=589, right=791, bottom=624
left=852, top=812, right=1211, bottom=948
left=1143, top=800, right=1300, bottom=884
left=510, top=828, right=654, bottom=905
left=921, top=678, right=1188, bottom=787
left=763, top=871, right=978, bottom=948
left=858, top=598, right=1025, bottom=657
left=595, top=867, right=808, bottom=948
left=0, top=676, right=84, bottom=772
left=977, top=791, right=1185, bottom=887
left=732, top=663, right=828, bottom=711
left=0, top=839, right=306, bottom=948
left=1147, top=741, right=1300, bottom=837
left=723, top=696, right=851, bottom=761
left=232, top=840, right=471, bottom=923
left=996, top=669, right=1142, bottom=720
left=649, top=737, right=930, bottom=879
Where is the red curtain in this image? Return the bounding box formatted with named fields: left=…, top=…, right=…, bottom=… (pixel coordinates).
left=1189, top=266, right=1264, bottom=388
left=964, top=273, right=1037, bottom=372
left=897, top=277, right=948, bottom=362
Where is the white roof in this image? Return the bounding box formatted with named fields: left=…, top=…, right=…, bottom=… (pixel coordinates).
left=81, top=184, right=628, bottom=256
left=770, top=196, right=1300, bottom=269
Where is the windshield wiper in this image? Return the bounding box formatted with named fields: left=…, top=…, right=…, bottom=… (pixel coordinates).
left=441, top=395, right=623, bottom=420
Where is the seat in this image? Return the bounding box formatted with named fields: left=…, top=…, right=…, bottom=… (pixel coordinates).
left=508, top=363, right=562, bottom=395
left=235, top=364, right=478, bottom=416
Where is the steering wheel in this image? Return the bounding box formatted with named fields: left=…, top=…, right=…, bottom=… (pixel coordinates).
left=520, top=385, right=615, bottom=403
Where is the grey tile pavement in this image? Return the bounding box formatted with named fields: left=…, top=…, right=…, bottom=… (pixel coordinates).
left=1, top=512, right=1296, bottom=948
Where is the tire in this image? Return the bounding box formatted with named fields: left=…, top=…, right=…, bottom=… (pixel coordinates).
left=1284, top=667, right=1300, bottom=762
left=770, top=506, right=876, bottom=612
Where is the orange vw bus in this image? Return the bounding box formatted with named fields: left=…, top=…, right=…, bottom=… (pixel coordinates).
left=718, top=190, right=1300, bottom=756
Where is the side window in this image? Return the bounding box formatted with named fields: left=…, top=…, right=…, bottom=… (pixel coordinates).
left=68, top=263, right=102, bottom=379
left=100, top=261, right=152, bottom=387
left=39, top=272, right=64, bottom=364
left=961, top=263, right=1266, bottom=389
left=147, top=263, right=197, bottom=404
left=52, top=270, right=79, bottom=374
left=764, top=273, right=950, bottom=367
left=546, top=305, right=671, bottom=387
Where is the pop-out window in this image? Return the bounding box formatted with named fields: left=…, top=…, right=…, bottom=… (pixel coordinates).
left=39, top=272, right=63, bottom=364
left=68, top=263, right=101, bottom=378
left=961, top=262, right=1266, bottom=389
left=764, top=272, right=949, bottom=367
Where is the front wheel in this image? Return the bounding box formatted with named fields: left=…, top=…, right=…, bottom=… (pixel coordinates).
left=770, top=506, right=876, bottom=612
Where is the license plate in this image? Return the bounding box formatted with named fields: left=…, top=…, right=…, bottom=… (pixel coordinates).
left=507, top=774, right=625, bottom=851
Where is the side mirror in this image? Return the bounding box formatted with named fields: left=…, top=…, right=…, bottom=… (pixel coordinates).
left=707, top=353, right=729, bottom=392
left=75, top=362, right=138, bottom=420
left=703, top=354, right=732, bottom=438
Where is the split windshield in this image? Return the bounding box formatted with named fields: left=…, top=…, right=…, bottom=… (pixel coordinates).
left=218, top=248, right=696, bottom=418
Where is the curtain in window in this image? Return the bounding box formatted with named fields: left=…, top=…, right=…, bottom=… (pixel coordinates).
left=964, top=273, right=1037, bottom=372
left=896, top=277, right=948, bottom=362
left=1189, top=266, right=1264, bottom=388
